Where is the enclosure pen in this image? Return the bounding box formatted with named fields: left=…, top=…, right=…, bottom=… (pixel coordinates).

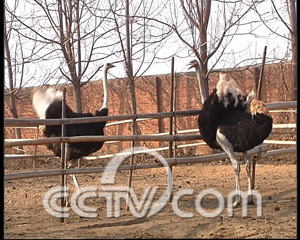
left=4, top=101, right=296, bottom=223
left=4, top=101, right=296, bottom=128
left=4, top=101, right=296, bottom=178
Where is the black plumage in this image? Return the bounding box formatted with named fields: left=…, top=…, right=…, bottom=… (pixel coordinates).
left=32, top=63, right=115, bottom=165
left=188, top=59, right=273, bottom=206
left=43, top=100, right=108, bottom=160
left=218, top=111, right=273, bottom=152
left=197, top=84, right=272, bottom=206
left=197, top=88, right=272, bottom=152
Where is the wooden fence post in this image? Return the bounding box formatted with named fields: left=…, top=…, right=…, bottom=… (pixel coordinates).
left=156, top=77, right=163, bottom=133
left=156, top=76, right=164, bottom=148
left=256, top=46, right=267, bottom=100
left=252, top=46, right=267, bottom=190
left=32, top=126, right=39, bottom=170
left=168, top=57, right=176, bottom=201
left=60, top=88, right=67, bottom=223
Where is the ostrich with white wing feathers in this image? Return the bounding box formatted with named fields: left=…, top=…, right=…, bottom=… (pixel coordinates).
left=188, top=59, right=273, bottom=206
left=32, top=63, right=115, bottom=188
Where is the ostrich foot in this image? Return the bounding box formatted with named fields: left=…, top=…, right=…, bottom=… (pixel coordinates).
left=67, top=160, right=77, bottom=169
left=233, top=198, right=241, bottom=208
left=65, top=197, right=71, bottom=207
left=248, top=196, right=255, bottom=205
left=232, top=196, right=254, bottom=207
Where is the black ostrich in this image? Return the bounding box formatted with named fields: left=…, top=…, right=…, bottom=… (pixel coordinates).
left=188, top=59, right=273, bottom=206
left=32, top=63, right=115, bottom=188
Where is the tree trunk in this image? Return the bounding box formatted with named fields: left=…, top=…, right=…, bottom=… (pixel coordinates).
left=125, top=0, right=137, bottom=126
left=73, top=81, right=82, bottom=113
left=195, top=62, right=209, bottom=104
left=125, top=0, right=138, bottom=210
left=289, top=0, right=297, bottom=101
left=200, top=63, right=209, bottom=100
left=4, top=7, right=23, bottom=144
left=199, top=29, right=209, bottom=99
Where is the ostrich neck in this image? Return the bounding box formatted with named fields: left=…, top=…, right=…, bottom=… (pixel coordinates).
left=195, top=64, right=208, bottom=104
left=101, top=68, right=109, bottom=109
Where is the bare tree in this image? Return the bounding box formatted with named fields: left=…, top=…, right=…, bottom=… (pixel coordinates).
left=107, top=0, right=173, bottom=120
left=287, top=0, right=297, bottom=100
left=4, top=1, right=22, bottom=141
left=170, top=0, right=256, bottom=103
left=106, top=0, right=174, bottom=208
left=252, top=0, right=297, bottom=100
left=4, top=0, right=40, bottom=142
left=7, top=0, right=117, bottom=112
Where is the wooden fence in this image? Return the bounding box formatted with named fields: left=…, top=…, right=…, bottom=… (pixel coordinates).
left=4, top=100, right=296, bottom=181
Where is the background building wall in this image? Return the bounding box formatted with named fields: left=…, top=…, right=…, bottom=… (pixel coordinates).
left=4, top=62, right=295, bottom=156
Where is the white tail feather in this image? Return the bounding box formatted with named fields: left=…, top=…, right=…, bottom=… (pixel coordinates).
left=32, top=88, right=63, bottom=119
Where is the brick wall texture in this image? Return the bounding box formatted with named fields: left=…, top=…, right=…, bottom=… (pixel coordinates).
left=4, top=62, right=295, bottom=156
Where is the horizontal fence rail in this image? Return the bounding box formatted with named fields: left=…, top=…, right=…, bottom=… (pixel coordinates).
left=4, top=142, right=207, bottom=161
left=4, top=101, right=297, bottom=128
left=5, top=146, right=297, bottom=181
left=261, top=148, right=297, bottom=158
left=5, top=126, right=296, bottom=149
left=4, top=134, right=203, bottom=148
left=263, top=140, right=296, bottom=145
left=5, top=154, right=59, bottom=160
left=5, top=145, right=268, bottom=181
left=4, top=101, right=296, bottom=180
left=4, top=135, right=296, bottom=161
left=4, top=122, right=295, bottom=161
left=4, top=123, right=296, bottom=149
left=4, top=110, right=202, bottom=127
left=4, top=101, right=296, bottom=149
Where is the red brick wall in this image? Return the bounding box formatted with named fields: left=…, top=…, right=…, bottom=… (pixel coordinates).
left=4, top=62, right=295, bottom=155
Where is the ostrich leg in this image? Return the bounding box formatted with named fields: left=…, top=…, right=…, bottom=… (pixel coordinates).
left=72, top=172, right=80, bottom=190
left=67, top=160, right=80, bottom=190
left=65, top=144, right=80, bottom=190
left=64, top=144, right=80, bottom=207
left=233, top=164, right=241, bottom=207
left=216, top=129, right=241, bottom=207
left=244, top=152, right=254, bottom=205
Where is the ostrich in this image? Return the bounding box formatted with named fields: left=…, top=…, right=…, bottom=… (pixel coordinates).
left=187, top=59, right=273, bottom=206
left=32, top=63, right=115, bottom=188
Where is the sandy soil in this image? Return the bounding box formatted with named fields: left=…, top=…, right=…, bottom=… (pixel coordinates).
left=4, top=152, right=297, bottom=239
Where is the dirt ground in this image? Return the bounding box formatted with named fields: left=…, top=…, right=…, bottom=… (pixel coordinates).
left=4, top=150, right=297, bottom=239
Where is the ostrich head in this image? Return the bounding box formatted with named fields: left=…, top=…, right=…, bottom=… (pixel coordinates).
left=187, top=59, right=199, bottom=69
left=105, top=63, right=115, bottom=70
left=242, top=89, right=256, bottom=113
left=246, top=89, right=256, bottom=103
left=250, top=99, right=271, bottom=117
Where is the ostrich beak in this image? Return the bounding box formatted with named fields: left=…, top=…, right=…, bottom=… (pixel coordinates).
left=186, top=63, right=194, bottom=70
